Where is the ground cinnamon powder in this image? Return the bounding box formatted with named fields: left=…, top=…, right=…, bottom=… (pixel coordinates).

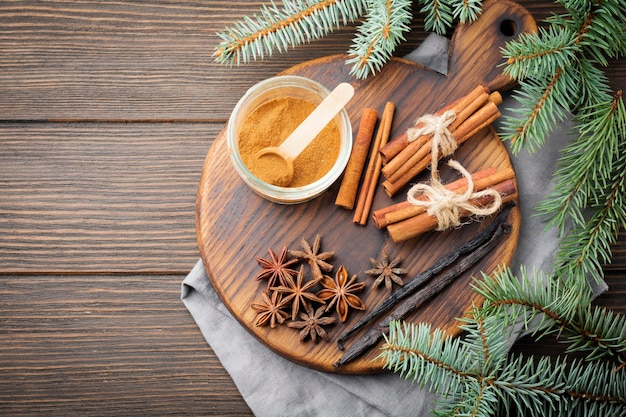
left=238, top=96, right=341, bottom=187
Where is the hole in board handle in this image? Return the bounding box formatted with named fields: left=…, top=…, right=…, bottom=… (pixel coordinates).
left=500, top=19, right=517, bottom=37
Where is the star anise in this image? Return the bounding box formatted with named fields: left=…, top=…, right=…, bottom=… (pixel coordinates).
left=288, top=234, right=334, bottom=281
left=287, top=304, right=337, bottom=343
left=316, top=265, right=366, bottom=322
left=364, top=252, right=408, bottom=292
left=272, top=265, right=325, bottom=320
left=250, top=291, right=290, bottom=328
left=255, top=246, right=299, bottom=290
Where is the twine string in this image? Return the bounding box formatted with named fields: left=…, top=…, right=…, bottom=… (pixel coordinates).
left=405, top=111, right=502, bottom=230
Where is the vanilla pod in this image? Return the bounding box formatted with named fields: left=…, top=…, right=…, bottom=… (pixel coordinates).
left=337, top=203, right=514, bottom=350
left=334, top=205, right=513, bottom=368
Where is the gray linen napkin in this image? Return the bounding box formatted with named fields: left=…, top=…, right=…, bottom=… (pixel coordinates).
left=181, top=34, right=606, bottom=416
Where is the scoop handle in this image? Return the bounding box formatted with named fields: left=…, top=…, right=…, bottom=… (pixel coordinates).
left=278, top=83, right=354, bottom=160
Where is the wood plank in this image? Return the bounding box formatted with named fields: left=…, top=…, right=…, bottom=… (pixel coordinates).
left=592, top=270, right=626, bottom=313
left=0, top=123, right=216, bottom=274
left=5, top=0, right=621, bottom=121
left=606, top=231, right=626, bottom=270
left=0, top=274, right=253, bottom=417
left=0, top=0, right=363, bottom=121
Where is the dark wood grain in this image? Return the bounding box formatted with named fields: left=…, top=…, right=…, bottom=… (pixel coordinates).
left=6, top=0, right=621, bottom=122
left=0, top=1, right=367, bottom=121
left=511, top=267, right=626, bottom=360
left=0, top=275, right=251, bottom=416
left=0, top=123, right=211, bottom=274
left=606, top=231, right=626, bottom=270
left=0, top=0, right=623, bottom=415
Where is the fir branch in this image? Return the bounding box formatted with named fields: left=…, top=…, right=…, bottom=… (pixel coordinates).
left=418, top=0, right=483, bottom=35
left=346, top=0, right=413, bottom=79
left=501, top=26, right=582, bottom=81
left=566, top=304, right=626, bottom=362
left=572, top=58, right=613, bottom=118
left=495, top=355, right=565, bottom=414
left=459, top=310, right=511, bottom=375
left=451, top=0, right=482, bottom=24
left=472, top=266, right=589, bottom=339
left=214, top=0, right=366, bottom=65
left=549, top=0, right=626, bottom=65
left=537, top=91, right=626, bottom=281
left=553, top=150, right=626, bottom=283
left=418, top=0, right=454, bottom=35
left=380, top=317, right=626, bottom=416
left=214, top=0, right=486, bottom=76
left=498, top=355, right=626, bottom=416
left=500, top=0, right=624, bottom=290
left=534, top=89, right=620, bottom=232
left=499, top=66, right=575, bottom=153
left=500, top=0, right=625, bottom=153
left=473, top=267, right=626, bottom=367
left=380, top=321, right=475, bottom=391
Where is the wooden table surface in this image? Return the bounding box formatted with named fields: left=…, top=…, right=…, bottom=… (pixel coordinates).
left=0, top=1, right=623, bottom=415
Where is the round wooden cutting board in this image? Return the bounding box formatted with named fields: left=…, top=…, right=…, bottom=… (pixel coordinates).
left=197, top=0, right=536, bottom=374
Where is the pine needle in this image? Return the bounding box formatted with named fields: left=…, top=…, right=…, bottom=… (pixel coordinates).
left=346, top=0, right=413, bottom=79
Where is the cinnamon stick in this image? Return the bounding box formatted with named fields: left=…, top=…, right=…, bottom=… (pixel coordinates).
left=448, top=90, right=490, bottom=132
left=372, top=200, right=412, bottom=229
left=334, top=205, right=514, bottom=366
left=381, top=135, right=430, bottom=183
left=381, top=155, right=432, bottom=197
left=353, top=102, right=395, bottom=225
left=387, top=179, right=517, bottom=242
left=451, top=100, right=501, bottom=144
left=488, top=91, right=503, bottom=106
left=335, top=108, right=379, bottom=209
left=374, top=172, right=488, bottom=230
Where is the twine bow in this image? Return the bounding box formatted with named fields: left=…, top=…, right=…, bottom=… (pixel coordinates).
left=406, top=111, right=502, bottom=230
left=407, top=110, right=458, bottom=159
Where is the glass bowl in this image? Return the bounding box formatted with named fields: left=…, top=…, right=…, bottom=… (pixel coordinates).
left=227, top=75, right=352, bottom=204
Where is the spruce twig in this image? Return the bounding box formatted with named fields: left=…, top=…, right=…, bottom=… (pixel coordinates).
left=214, top=0, right=485, bottom=78
left=500, top=0, right=626, bottom=285
left=417, top=0, right=454, bottom=35
left=345, top=0, right=413, bottom=79
left=378, top=267, right=626, bottom=415
left=473, top=267, right=626, bottom=367
left=214, top=0, right=367, bottom=65
left=538, top=91, right=626, bottom=283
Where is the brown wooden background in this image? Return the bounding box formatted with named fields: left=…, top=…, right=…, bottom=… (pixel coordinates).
left=0, top=1, right=623, bottom=415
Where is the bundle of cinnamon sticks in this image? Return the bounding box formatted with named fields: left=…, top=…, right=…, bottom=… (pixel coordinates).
left=379, top=84, right=503, bottom=197
left=372, top=166, right=518, bottom=242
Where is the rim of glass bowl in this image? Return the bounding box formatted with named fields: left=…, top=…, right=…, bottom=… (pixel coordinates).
left=227, top=75, right=352, bottom=204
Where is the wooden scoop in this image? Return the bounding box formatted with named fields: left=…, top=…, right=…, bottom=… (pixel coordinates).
left=254, top=82, right=354, bottom=187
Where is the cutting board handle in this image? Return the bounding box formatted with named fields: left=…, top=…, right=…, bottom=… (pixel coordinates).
left=448, top=0, right=537, bottom=92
